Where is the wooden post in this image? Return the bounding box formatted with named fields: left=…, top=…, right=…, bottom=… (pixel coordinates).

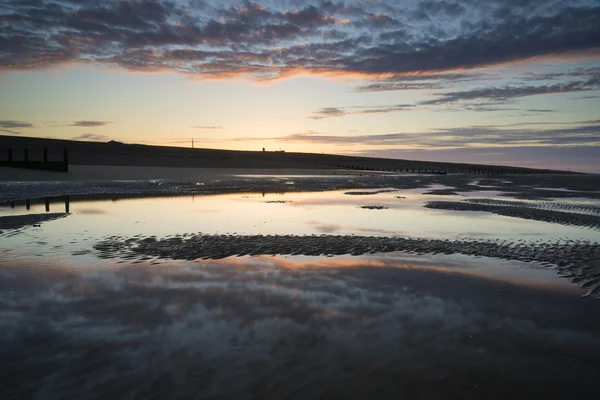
left=65, top=196, right=70, bottom=213
left=43, top=148, right=48, bottom=162
left=63, top=148, right=69, bottom=172
left=24, top=148, right=29, bottom=162
left=26, top=199, right=30, bottom=210
left=45, top=198, right=50, bottom=212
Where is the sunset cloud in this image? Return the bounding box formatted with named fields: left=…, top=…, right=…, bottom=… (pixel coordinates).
left=68, top=121, right=113, bottom=127
left=71, top=133, right=110, bottom=141
left=310, top=104, right=415, bottom=119
left=0, top=120, right=34, bottom=134
left=0, top=120, right=33, bottom=129
left=1, top=0, right=598, bottom=80
left=420, top=80, right=600, bottom=106
left=241, top=121, right=600, bottom=150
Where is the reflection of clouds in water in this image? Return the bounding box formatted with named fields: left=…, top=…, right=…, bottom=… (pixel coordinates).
left=0, top=256, right=599, bottom=399
left=307, top=220, right=406, bottom=235
left=307, top=220, right=343, bottom=233
left=76, top=209, right=109, bottom=215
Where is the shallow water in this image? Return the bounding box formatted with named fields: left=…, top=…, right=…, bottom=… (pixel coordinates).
left=1, top=188, right=600, bottom=399
left=1, top=189, right=598, bottom=241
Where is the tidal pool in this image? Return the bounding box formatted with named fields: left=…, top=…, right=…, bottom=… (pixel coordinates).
left=1, top=188, right=599, bottom=399
left=2, top=189, right=598, bottom=240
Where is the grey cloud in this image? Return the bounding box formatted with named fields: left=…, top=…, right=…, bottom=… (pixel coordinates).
left=525, top=66, right=600, bottom=81
left=356, top=73, right=482, bottom=92
left=310, top=104, right=414, bottom=119
left=364, top=145, right=600, bottom=173
left=417, top=0, right=466, bottom=17
left=421, top=80, right=600, bottom=106
left=359, top=13, right=403, bottom=28
left=275, top=123, right=600, bottom=149
left=1, top=0, right=599, bottom=80
left=0, top=120, right=34, bottom=129
left=284, top=5, right=335, bottom=26
left=71, top=133, right=110, bottom=141
left=69, top=121, right=112, bottom=127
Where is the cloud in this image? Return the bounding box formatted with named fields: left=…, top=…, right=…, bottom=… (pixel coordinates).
left=309, top=104, right=414, bottom=119
left=355, top=73, right=485, bottom=92
left=0, top=1, right=599, bottom=80
left=0, top=120, right=33, bottom=129
left=420, top=80, right=600, bottom=106
left=191, top=125, right=222, bottom=129
left=68, top=121, right=113, bottom=127
left=254, top=121, right=600, bottom=150
left=0, top=120, right=34, bottom=134
left=312, top=67, right=598, bottom=117
left=71, top=133, right=109, bottom=141
left=363, top=146, right=600, bottom=173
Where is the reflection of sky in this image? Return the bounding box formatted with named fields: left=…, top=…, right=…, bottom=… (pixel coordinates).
left=0, top=253, right=598, bottom=399
left=1, top=190, right=598, bottom=245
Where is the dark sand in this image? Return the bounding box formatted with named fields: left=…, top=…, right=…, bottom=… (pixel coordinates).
left=0, top=212, right=67, bottom=232
left=425, top=201, right=600, bottom=230
left=91, top=233, right=600, bottom=297
left=2, top=168, right=599, bottom=203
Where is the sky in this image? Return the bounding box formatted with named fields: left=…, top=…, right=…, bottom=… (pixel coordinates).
left=1, top=0, right=600, bottom=172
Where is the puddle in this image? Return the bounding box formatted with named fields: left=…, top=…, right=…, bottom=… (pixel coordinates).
left=1, top=251, right=599, bottom=399
left=1, top=188, right=600, bottom=398
left=2, top=190, right=597, bottom=242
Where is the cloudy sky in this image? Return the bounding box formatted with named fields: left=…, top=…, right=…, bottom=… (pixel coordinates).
left=1, top=0, right=600, bottom=171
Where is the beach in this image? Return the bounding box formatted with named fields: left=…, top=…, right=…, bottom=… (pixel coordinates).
left=3, top=0, right=599, bottom=395
left=1, top=159, right=600, bottom=399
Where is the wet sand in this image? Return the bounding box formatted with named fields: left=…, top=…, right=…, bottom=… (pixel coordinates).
left=1, top=168, right=599, bottom=203
left=425, top=200, right=600, bottom=230
left=1, top=166, right=600, bottom=398
left=0, top=212, right=67, bottom=233
left=91, top=233, right=600, bottom=297
left=0, top=165, right=355, bottom=182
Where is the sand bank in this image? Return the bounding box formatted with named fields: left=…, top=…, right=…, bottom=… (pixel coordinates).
left=93, top=233, right=600, bottom=297
left=425, top=201, right=600, bottom=230
left=0, top=212, right=67, bottom=232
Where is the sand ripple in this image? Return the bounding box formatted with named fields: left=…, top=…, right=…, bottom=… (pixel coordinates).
left=425, top=201, right=600, bottom=230
left=466, top=198, right=600, bottom=215
left=0, top=213, right=67, bottom=234
left=94, top=234, right=600, bottom=297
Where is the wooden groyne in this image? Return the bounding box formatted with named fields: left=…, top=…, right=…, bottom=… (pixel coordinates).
left=0, top=148, right=69, bottom=172
left=7, top=195, right=71, bottom=213
left=322, top=160, right=564, bottom=175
